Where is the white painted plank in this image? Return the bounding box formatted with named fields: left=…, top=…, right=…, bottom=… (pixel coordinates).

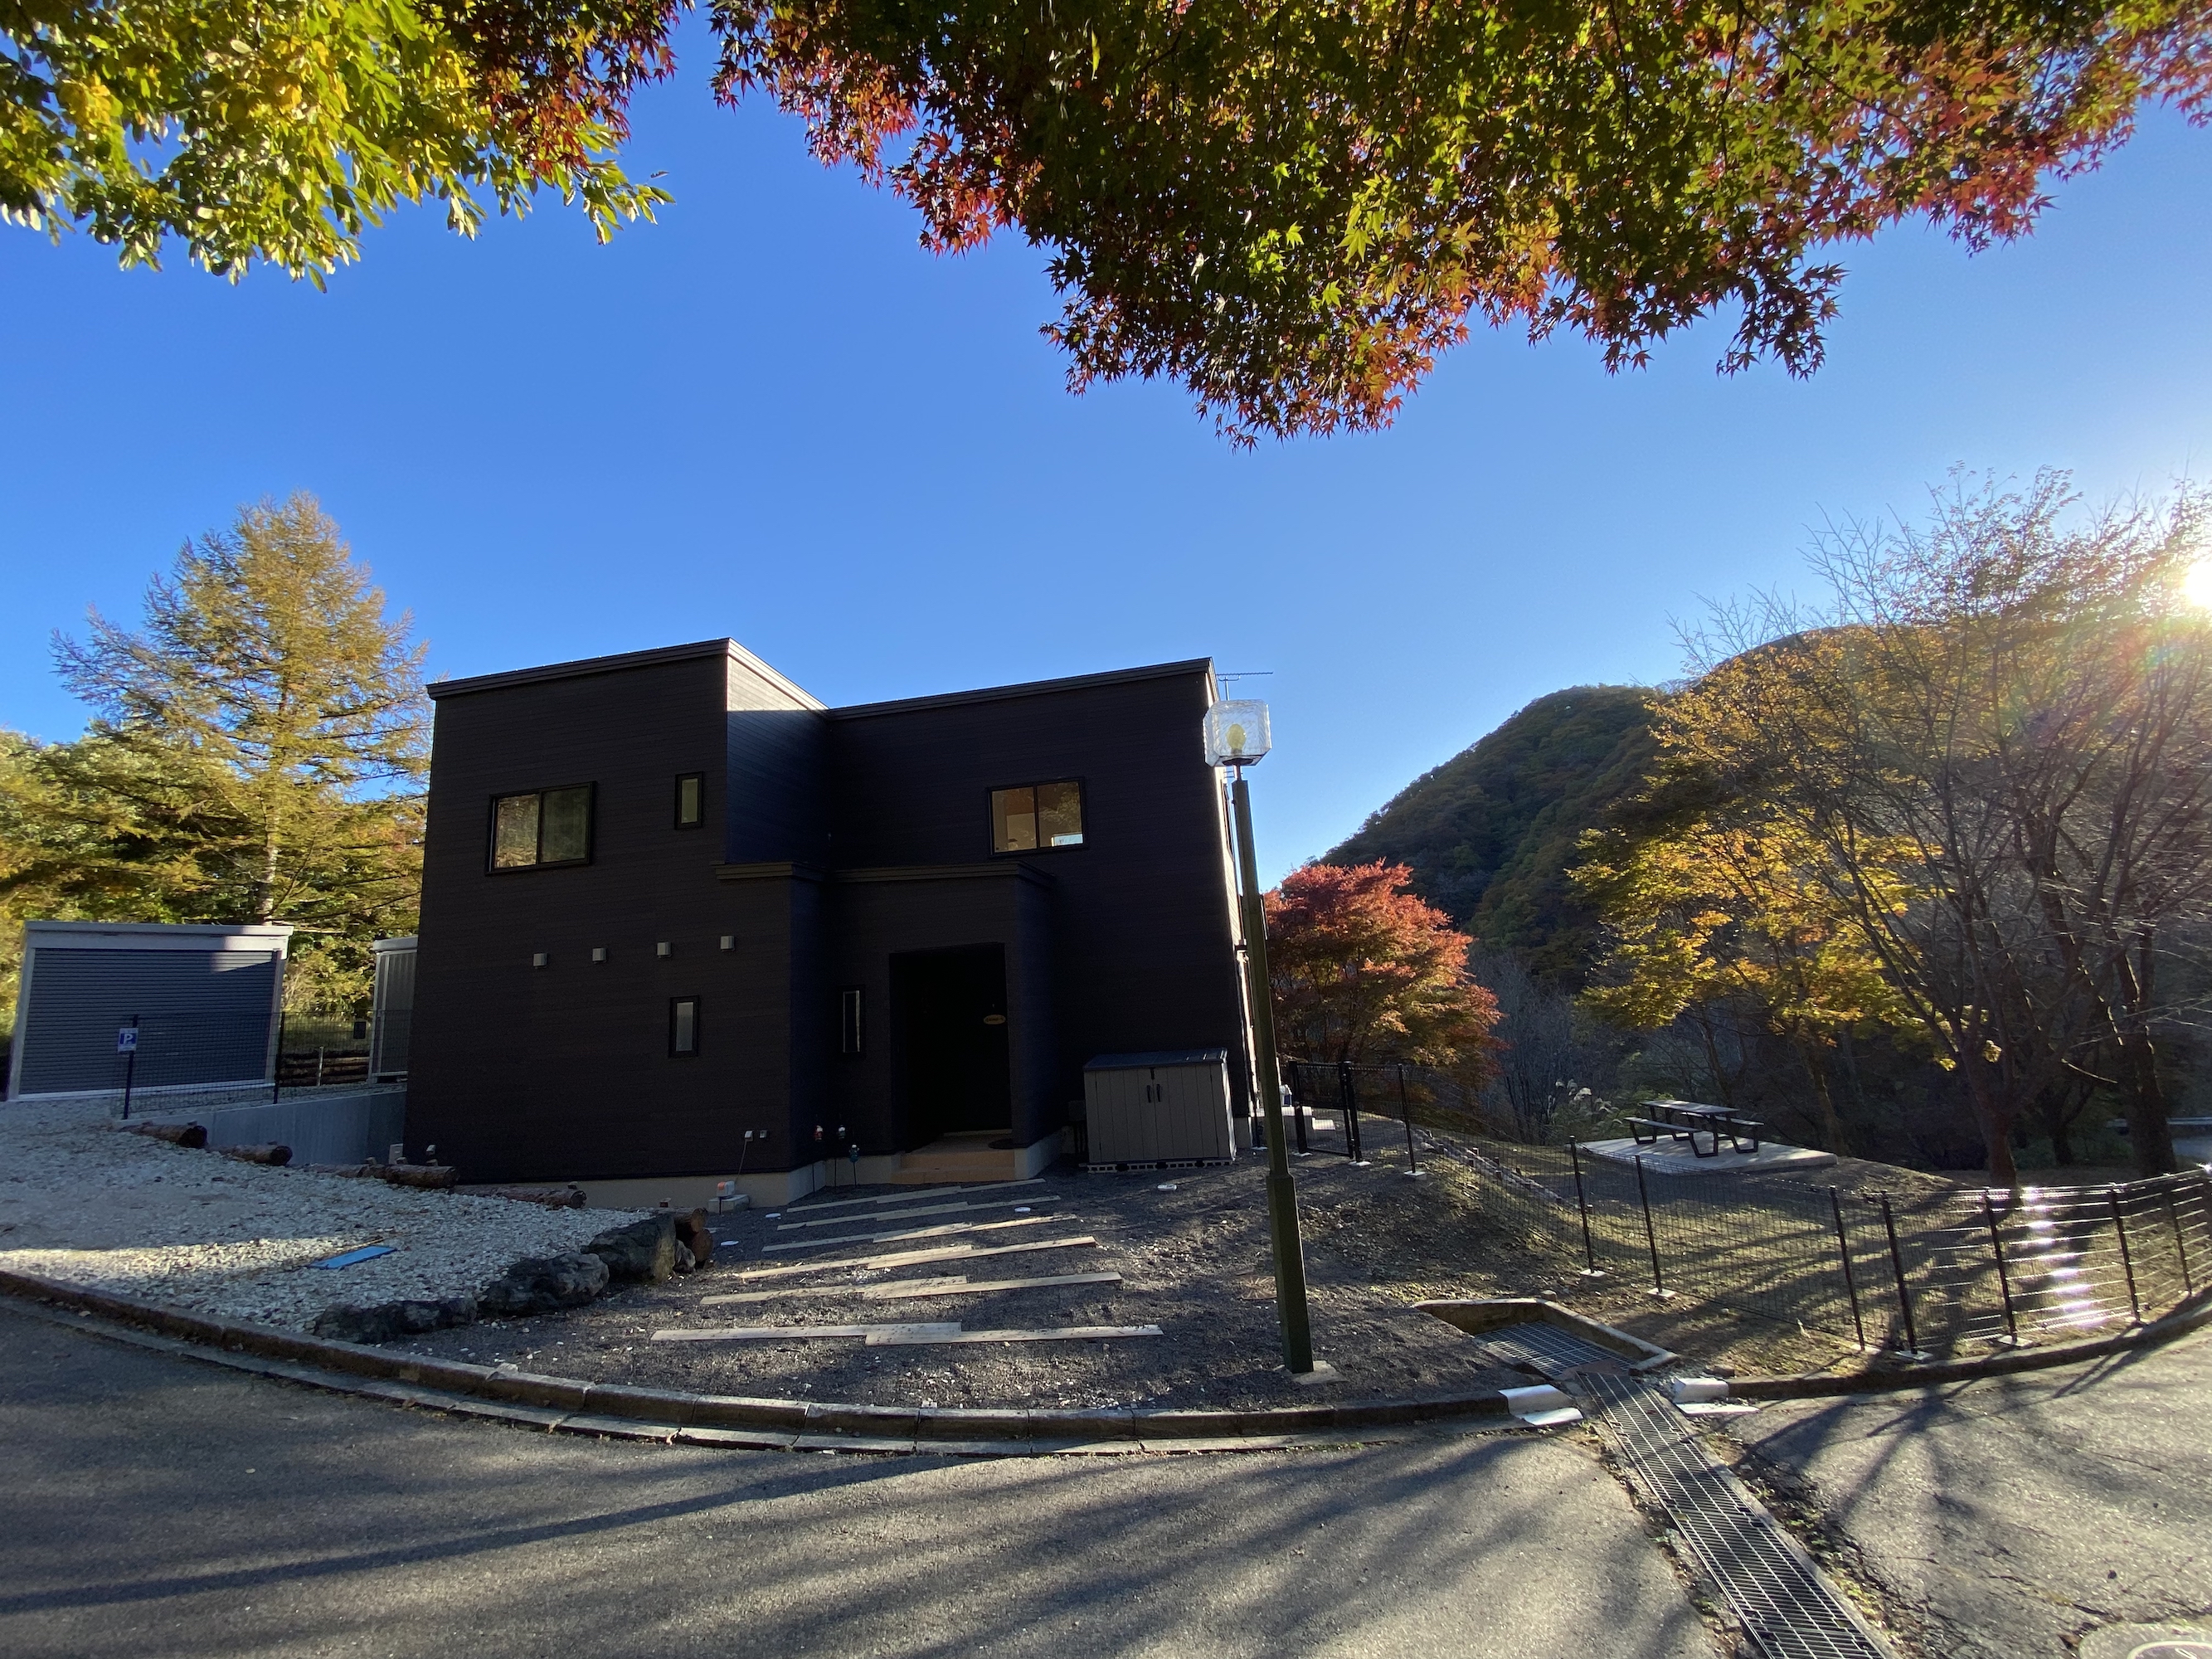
left=701, top=1273, right=968, bottom=1306
left=729, top=1234, right=1098, bottom=1282
left=759, top=1214, right=1055, bottom=1255
left=860, top=1272, right=1124, bottom=1301
left=863, top=1325, right=1162, bottom=1346
left=775, top=1197, right=1054, bottom=1232
left=650, top=1321, right=962, bottom=1343
left=778, top=1178, right=1048, bottom=1216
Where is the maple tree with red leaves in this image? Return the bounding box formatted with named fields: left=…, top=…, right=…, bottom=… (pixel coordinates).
left=1266, top=859, right=1502, bottom=1084
left=7, top=0, right=2209, bottom=437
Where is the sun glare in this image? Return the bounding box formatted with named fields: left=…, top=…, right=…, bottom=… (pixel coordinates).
left=2185, top=561, right=2212, bottom=611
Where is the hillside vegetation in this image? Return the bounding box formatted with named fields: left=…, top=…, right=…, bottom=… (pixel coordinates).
left=1325, top=686, right=1657, bottom=988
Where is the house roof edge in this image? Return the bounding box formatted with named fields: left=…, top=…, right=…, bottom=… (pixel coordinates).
left=429, top=640, right=827, bottom=710
left=828, top=658, right=1217, bottom=719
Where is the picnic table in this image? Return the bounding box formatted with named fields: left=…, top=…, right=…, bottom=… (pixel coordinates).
left=1625, top=1100, right=1767, bottom=1158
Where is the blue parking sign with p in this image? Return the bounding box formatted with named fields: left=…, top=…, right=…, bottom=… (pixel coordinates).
left=116, top=1026, right=138, bottom=1053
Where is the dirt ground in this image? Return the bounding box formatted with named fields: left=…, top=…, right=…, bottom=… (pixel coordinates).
left=391, top=1117, right=1920, bottom=1405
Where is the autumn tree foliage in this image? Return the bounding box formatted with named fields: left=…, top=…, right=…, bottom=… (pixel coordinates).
left=720, top=0, right=2212, bottom=441
left=0, top=0, right=681, bottom=277
left=1, top=494, right=428, bottom=1029
left=1266, top=860, right=1501, bottom=1085
left=7, top=0, right=2210, bottom=436
left=1582, top=473, right=2212, bottom=1182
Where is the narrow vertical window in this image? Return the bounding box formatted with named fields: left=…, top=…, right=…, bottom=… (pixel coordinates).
left=674, top=772, right=705, bottom=829
left=669, top=996, right=700, bottom=1057
left=840, top=988, right=863, bottom=1055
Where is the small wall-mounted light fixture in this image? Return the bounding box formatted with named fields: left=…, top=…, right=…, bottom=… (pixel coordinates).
left=656, top=941, right=672, bottom=958
left=591, top=946, right=608, bottom=963
left=718, top=934, right=736, bottom=952
left=532, top=952, right=548, bottom=969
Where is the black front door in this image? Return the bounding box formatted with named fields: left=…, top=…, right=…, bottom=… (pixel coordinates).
left=891, top=944, right=1012, bottom=1146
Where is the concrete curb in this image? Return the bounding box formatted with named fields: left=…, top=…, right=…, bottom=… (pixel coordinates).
left=7, top=1267, right=2201, bottom=1448
left=1727, top=1291, right=2212, bottom=1400
left=0, top=1267, right=1510, bottom=1445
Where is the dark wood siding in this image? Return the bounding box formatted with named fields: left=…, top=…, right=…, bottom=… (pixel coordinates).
left=825, top=868, right=1055, bottom=1151
left=725, top=658, right=829, bottom=864
left=407, top=654, right=815, bottom=1183
left=410, top=646, right=1246, bottom=1183
left=826, top=669, right=1248, bottom=1119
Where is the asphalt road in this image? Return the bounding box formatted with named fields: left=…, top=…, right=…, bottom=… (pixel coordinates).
left=1731, top=1322, right=2212, bottom=1659
left=0, top=1299, right=1716, bottom=1659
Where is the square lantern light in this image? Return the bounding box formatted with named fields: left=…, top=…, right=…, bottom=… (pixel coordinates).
left=1203, top=699, right=1272, bottom=767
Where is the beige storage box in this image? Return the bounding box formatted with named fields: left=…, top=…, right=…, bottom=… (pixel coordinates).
left=1082, top=1049, right=1237, bottom=1166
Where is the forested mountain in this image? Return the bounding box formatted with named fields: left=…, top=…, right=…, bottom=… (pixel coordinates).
left=1325, top=686, right=1658, bottom=988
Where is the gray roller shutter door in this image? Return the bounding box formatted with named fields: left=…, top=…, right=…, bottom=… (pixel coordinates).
left=17, top=947, right=280, bottom=1094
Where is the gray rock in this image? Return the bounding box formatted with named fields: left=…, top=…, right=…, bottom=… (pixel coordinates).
left=477, top=1251, right=610, bottom=1316
left=313, top=1295, right=479, bottom=1345
left=583, top=1214, right=676, bottom=1283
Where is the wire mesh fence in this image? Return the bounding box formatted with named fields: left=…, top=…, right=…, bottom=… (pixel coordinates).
left=1286, top=1059, right=2212, bottom=1357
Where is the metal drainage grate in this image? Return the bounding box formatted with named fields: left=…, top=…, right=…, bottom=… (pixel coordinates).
left=1475, top=1321, right=1618, bottom=1378
left=1582, top=1373, right=1894, bottom=1659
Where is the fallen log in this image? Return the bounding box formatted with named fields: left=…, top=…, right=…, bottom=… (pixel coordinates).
left=120, top=1121, right=207, bottom=1149
left=483, top=1185, right=587, bottom=1208
left=221, top=1143, right=293, bottom=1166
left=304, top=1161, right=375, bottom=1178
left=378, top=1161, right=458, bottom=1190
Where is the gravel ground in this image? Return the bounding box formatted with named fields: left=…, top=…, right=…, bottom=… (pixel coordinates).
left=0, top=1099, right=637, bottom=1330
left=3, top=1092, right=1904, bottom=1406
left=390, top=1150, right=1554, bottom=1411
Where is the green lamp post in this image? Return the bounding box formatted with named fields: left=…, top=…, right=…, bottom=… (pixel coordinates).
left=1204, top=698, right=1315, bottom=1374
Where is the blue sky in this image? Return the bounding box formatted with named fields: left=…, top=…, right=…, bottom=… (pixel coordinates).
left=3, top=39, right=2208, bottom=883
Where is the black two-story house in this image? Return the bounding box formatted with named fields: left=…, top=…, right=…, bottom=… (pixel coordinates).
left=404, top=640, right=1255, bottom=1204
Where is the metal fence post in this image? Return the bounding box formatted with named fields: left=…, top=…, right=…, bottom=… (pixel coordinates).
left=2108, top=1188, right=2142, bottom=1325
left=1635, top=1155, right=1665, bottom=1297
left=1981, top=1193, right=2020, bottom=1344
left=1339, top=1062, right=1363, bottom=1163
left=271, top=1005, right=289, bottom=1103
left=1397, top=1064, right=1419, bottom=1175
left=2170, top=1187, right=2195, bottom=1298
left=1829, top=1186, right=1867, bottom=1350
left=1291, top=1065, right=1309, bottom=1155
left=1879, top=1194, right=1922, bottom=1355
left=1569, top=1141, right=1602, bottom=1276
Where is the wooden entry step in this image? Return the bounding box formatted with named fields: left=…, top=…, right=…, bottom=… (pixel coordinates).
left=887, top=1131, right=1023, bottom=1185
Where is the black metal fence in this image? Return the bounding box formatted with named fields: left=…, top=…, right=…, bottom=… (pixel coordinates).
left=1286, top=1059, right=2212, bottom=1355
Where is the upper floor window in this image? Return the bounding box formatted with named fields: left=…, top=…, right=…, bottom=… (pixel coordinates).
left=674, top=772, right=705, bottom=830
left=990, top=780, right=1084, bottom=854
left=490, top=785, right=594, bottom=870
